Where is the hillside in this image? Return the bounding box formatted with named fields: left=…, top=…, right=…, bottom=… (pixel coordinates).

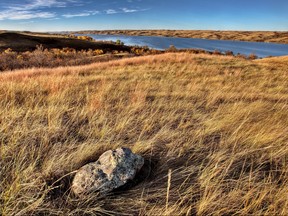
left=0, top=53, right=287, bottom=215
left=75, top=30, right=288, bottom=44
left=0, top=32, right=130, bottom=52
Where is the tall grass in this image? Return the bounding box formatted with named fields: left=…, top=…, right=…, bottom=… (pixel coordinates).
left=0, top=53, right=287, bottom=215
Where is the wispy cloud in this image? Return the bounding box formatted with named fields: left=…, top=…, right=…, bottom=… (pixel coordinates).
left=127, top=0, right=142, bottom=3
left=0, top=0, right=79, bottom=20
left=7, top=0, right=67, bottom=11
left=48, top=17, right=61, bottom=20
left=89, top=11, right=100, bottom=15
left=0, top=0, right=148, bottom=21
left=62, top=10, right=99, bottom=18
left=0, top=10, right=55, bottom=20
left=105, top=9, right=117, bottom=14
left=63, top=12, right=90, bottom=18
left=105, top=7, right=147, bottom=14
left=121, top=8, right=138, bottom=13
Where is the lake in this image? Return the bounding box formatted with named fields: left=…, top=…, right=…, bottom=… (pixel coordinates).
left=85, top=34, right=288, bottom=58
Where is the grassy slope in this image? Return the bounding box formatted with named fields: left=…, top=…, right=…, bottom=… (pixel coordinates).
left=75, top=30, right=288, bottom=44
left=0, top=53, right=287, bottom=215
left=0, top=32, right=130, bottom=52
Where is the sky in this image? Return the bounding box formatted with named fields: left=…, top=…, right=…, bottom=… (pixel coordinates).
left=0, top=0, right=287, bottom=32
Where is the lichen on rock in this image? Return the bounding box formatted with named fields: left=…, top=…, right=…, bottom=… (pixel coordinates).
left=72, top=147, right=144, bottom=196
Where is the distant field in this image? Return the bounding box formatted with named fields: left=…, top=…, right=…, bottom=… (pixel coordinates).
left=75, top=30, right=288, bottom=44
left=0, top=53, right=287, bottom=215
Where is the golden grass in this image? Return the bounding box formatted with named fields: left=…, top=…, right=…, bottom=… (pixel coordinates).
left=0, top=53, right=287, bottom=215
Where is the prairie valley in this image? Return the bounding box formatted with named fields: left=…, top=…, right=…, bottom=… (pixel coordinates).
left=0, top=0, right=288, bottom=215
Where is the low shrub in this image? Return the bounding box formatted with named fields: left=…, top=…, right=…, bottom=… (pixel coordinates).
left=0, top=46, right=106, bottom=71
left=225, top=50, right=234, bottom=56
left=116, top=39, right=124, bottom=45
left=248, top=53, right=258, bottom=60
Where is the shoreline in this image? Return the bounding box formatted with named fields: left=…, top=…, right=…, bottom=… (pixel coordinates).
left=72, top=30, right=288, bottom=44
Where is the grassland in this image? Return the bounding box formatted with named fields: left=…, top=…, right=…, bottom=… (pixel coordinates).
left=0, top=53, right=287, bottom=215
left=76, top=30, right=288, bottom=44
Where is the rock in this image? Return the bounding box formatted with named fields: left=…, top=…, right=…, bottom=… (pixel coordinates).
left=72, top=147, right=144, bottom=196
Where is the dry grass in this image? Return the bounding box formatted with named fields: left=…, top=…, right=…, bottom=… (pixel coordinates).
left=0, top=53, right=287, bottom=215
left=77, top=30, right=288, bottom=44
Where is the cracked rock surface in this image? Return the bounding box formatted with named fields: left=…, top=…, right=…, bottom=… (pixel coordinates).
left=72, top=147, right=144, bottom=196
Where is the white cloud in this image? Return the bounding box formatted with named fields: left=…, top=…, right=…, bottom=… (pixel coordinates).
left=63, top=13, right=90, bottom=18
left=7, top=0, right=66, bottom=11
left=106, top=9, right=117, bottom=14
left=122, top=8, right=138, bottom=13
left=127, top=0, right=142, bottom=2
left=0, top=1, right=148, bottom=21
left=62, top=10, right=99, bottom=18
left=105, top=7, right=147, bottom=14
left=0, top=0, right=80, bottom=20
left=87, top=10, right=100, bottom=15
left=48, top=17, right=61, bottom=20
left=0, top=10, right=55, bottom=20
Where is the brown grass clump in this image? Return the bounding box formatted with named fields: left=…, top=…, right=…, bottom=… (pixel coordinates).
left=0, top=53, right=287, bottom=215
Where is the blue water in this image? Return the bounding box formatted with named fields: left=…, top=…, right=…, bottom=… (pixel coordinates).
left=84, top=34, right=288, bottom=58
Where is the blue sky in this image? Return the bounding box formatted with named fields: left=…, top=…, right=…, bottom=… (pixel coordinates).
left=0, top=0, right=287, bottom=31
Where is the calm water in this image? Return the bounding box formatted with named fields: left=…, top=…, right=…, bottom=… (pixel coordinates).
left=85, top=34, right=288, bottom=58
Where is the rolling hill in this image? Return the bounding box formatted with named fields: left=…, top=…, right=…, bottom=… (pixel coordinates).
left=0, top=53, right=287, bottom=215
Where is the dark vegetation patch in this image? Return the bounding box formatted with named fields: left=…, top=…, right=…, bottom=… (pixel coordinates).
left=0, top=32, right=130, bottom=52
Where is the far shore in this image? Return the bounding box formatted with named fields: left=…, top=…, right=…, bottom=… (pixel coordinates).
left=72, top=30, right=288, bottom=44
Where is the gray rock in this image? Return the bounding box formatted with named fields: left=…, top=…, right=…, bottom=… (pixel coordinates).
left=72, top=147, right=144, bottom=196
